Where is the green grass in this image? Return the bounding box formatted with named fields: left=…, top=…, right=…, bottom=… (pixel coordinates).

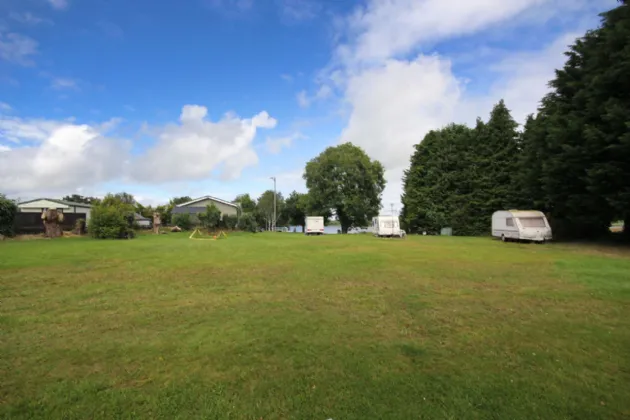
left=1, top=233, right=629, bottom=419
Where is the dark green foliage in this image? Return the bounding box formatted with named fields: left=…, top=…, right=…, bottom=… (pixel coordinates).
left=517, top=2, right=630, bottom=239
left=469, top=101, right=520, bottom=227
left=62, top=194, right=99, bottom=205
left=402, top=102, right=519, bottom=236
left=224, top=215, right=238, bottom=230
left=233, top=194, right=256, bottom=214
left=282, top=191, right=309, bottom=230
left=154, top=197, right=192, bottom=226
left=103, top=192, right=135, bottom=206
left=88, top=193, right=136, bottom=239
left=304, top=143, right=385, bottom=233
left=256, top=190, right=284, bottom=231
left=0, top=194, right=18, bottom=237
left=403, top=3, right=629, bottom=239
left=237, top=213, right=258, bottom=233
left=135, top=203, right=155, bottom=219
left=170, top=196, right=193, bottom=206
left=172, top=213, right=193, bottom=230
left=198, top=204, right=221, bottom=230
left=156, top=205, right=171, bottom=226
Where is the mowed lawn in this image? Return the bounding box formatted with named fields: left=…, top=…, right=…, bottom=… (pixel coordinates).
left=1, top=233, right=629, bottom=419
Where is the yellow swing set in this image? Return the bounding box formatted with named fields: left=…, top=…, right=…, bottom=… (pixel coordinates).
left=189, top=228, right=228, bottom=241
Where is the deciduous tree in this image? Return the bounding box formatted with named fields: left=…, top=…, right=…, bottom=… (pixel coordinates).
left=304, top=143, right=385, bottom=233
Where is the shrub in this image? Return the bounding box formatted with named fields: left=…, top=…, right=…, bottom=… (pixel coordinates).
left=0, top=194, right=18, bottom=238
left=198, top=204, right=221, bottom=230
left=224, top=214, right=238, bottom=230
left=237, top=213, right=258, bottom=233
left=172, top=213, right=193, bottom=230
left=89, top=202, right=135, bottom=239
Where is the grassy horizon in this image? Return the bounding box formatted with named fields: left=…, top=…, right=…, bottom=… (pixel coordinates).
left=1, top=233, right=629, bottom=419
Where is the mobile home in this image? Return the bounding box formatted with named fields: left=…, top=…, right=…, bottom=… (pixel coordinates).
left=305, top=216, right=325, bottom=235
left=372, top=216, right=405, bottom=238
left=492, top=210, right=552, bottom=243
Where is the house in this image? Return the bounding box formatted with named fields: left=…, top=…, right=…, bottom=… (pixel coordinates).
left=134, top=213, right=151, bottom=228
left=17, top=198, right=92, bottom=221
left=172, top=196, right=239, bottom=221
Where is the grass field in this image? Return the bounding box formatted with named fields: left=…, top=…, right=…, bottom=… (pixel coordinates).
left=1, top=233, right=629, bottom=419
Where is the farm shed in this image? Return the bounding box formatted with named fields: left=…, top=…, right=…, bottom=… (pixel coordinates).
left=17, top=198, right=92, bottom=221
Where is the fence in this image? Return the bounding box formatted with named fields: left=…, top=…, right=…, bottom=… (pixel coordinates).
left=13, top=212, right=87, bottom=234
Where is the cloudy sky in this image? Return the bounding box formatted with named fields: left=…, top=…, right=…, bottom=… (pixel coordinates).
left=0, top=0, right=617, bottom=208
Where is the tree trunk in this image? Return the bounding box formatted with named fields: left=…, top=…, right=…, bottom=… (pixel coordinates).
left=623, top=213, right=630, bottom=242
left=341, top=224, right=349, bottom=234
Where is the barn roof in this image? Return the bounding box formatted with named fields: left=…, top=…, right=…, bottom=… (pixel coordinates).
left=176, top=196, right=238, bottom=209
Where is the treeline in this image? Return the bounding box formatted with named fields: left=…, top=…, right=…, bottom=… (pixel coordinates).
left=402, top=2, right=629, bottom=240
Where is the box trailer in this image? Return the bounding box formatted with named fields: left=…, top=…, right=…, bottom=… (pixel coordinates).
left=305, top=216, right=325, bottom=235
left=372, top=216, right=405, bottom=238
left=492, top=210, right=552, bottom=243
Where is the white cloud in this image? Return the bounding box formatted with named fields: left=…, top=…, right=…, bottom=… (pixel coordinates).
left=324, top=0, right=598, bottom=212
left=51, top=77, right=79, bottom=90
left=47, top=0, right=68, bottom=10
left=131, top=105, right=277, bottom=183
left=296, top=85, right=332, bottom=108
left=10, top=12, right=53, bottom=25
left=0, top=102, right=12, bottom=112
left=0, top=117, right=125, bottom=196
left=281, top=74, right=294, bottom=83
left=342, top=0, right=546, bottom=64
left=0, top=117, right=63, bottom=143
left=315, top=84, right=332, bottom=100
left=0, top=145, right=10, bottom=152
left=266, top=132, right=306, bottom=154
left=469, top=33, right=579, bottom=124
left=1, top=105, right=279, bottom=197
left=0, top=31, right=38, bottom=66
left=340, top=55, right=461, bottom=170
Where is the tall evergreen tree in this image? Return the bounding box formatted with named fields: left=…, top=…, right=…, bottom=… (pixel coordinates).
left=523, top=1, right=629, bottom=238
left=401, top=124, right=474, bottom=235
left=468, top=101, right=520, bottom=224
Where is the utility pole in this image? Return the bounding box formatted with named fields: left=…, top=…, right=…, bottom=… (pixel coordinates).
left=270, top=176, right=276, bottom=232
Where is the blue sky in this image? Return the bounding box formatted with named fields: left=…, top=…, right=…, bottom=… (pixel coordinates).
left=0, top=0, right=617, bottom=208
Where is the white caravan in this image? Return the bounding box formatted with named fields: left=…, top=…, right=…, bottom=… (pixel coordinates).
left=372, top=216, right=405, bottom=238
left=305, top=216, right=325, bottom=235
left=492, top=210, right=552, bottom=243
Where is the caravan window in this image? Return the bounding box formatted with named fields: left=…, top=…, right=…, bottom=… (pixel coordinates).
left=506, top=218, right=514, bottom=227
left=519, top=217, right=546, bottom=228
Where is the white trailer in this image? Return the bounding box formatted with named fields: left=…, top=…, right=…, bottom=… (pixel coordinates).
left=305, top=216, right=325, bottom=235
left=492, top=210, right=552, bottom=243
left=372, top=216, right=405, bottom=238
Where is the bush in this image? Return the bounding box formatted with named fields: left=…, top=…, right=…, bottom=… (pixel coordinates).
left=172, top=213, right=193, bottom=230
left=237, top=213, right=258, bottom=233
left=0, top=194, right=18, bottom=238
left=224, top=214, right=238, bottom=230
left=198, top=204, right=221, bottom=230
left=89, top=203, right=135, bottom=239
